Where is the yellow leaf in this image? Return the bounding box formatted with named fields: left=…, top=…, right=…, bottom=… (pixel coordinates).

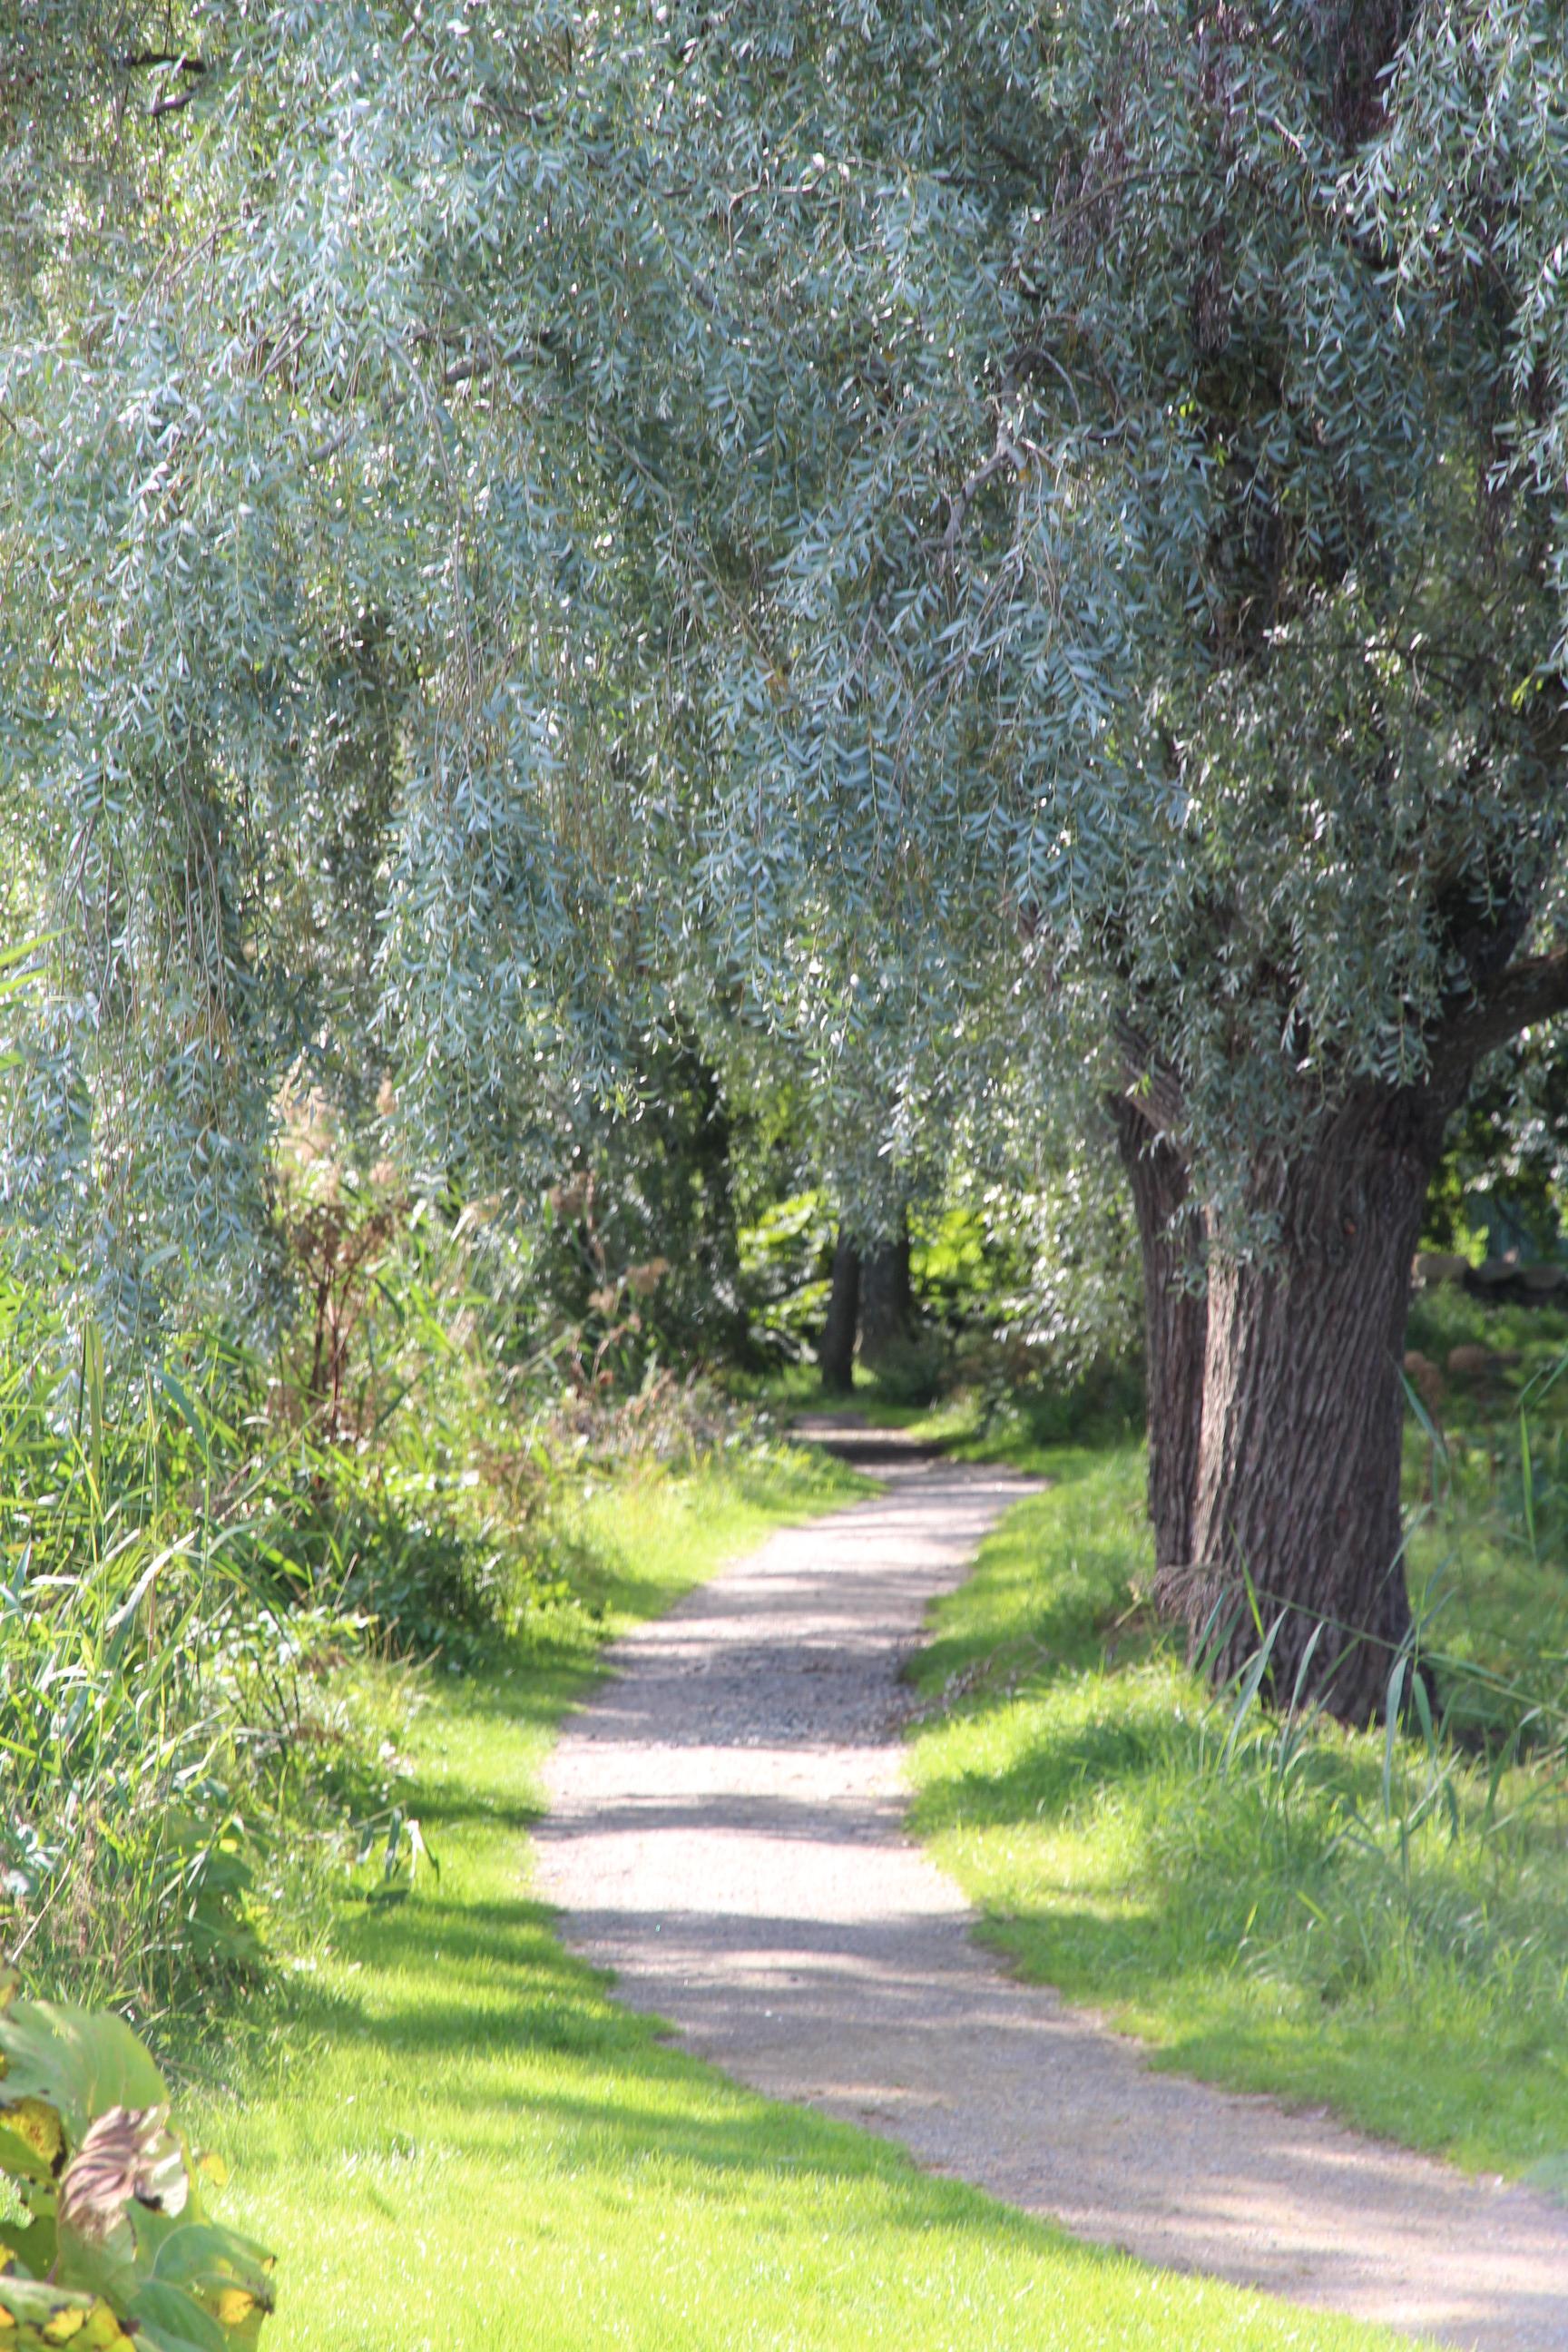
left=0, top=2101, right=64, bottom=2175
left=0, top=2280, right=135, bottom=2349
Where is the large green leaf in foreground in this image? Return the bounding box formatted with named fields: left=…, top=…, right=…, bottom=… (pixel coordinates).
left=0, top=1972, right=273, bottom=2350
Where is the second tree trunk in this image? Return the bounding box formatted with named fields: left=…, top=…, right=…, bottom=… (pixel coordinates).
left=858, top=1218, right=916, bottom=1371
left=1113, top=1099, right=1208, bottom=1592
left=820, top=1235, right=860, bottom=1395
left=1186, top=1084, right=1446, bottom=1722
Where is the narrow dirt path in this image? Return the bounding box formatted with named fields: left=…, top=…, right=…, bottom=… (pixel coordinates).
left=536, top=1455, right=1568, bottom=2351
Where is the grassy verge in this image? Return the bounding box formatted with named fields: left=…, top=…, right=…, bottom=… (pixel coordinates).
left=1401, top=1287, right=1568, bottom=1743
left=906, top=1446, right=1568, bottom=2182
left=189, top=1449, right=1405, bottom=2351
left=738, top=1362, right=1087, bottom=1476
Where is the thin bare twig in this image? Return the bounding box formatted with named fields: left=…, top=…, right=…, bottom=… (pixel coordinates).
left=940, top=425, right=1032, bottom=564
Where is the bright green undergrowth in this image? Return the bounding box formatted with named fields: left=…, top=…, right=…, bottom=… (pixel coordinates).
left=740, top=1364, right=1134, bottom=1478
left=0, top=1267, right=420, bottom=2031
left=1401, top=1289, right=1568, bottom=1741
left=907, top=1446, right=1568, bottom=2181
left=190, top=1456, right=1402, bottom=2352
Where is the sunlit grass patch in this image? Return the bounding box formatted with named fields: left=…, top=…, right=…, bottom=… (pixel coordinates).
left=190, top=1455, right=1404, bottom=2352
left=907, top=1446, right=1568, bottom=2180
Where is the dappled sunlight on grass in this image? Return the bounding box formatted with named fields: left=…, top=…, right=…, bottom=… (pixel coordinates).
left=188, top=1457, right=1402, bottom=2352
left=907, top=1447, right=1568, bottom=2180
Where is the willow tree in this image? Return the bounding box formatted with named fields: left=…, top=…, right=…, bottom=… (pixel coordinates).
left=630, top=0, right=1567, bottom=1716
left=660, top=0, right=1568, bottom=1719
left=977, top=0, right=1568, bottom=1718
left=5, top=4, right=1567, bottom=1716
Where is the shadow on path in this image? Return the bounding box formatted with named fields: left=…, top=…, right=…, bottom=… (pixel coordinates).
left=539, top=1455, right=1568, bottom=2352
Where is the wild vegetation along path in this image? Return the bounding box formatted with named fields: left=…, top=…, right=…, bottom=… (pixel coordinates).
left=536, top=1447, right=1568, bottom=2352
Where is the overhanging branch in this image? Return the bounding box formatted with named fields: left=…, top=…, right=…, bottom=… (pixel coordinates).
left=117, top=48, right=207, bottom=118
left=1435, top=948, right=1568, bottom=1079
left=939, top=423, right=1035, bottom=565
left=117, top=50, right=206, bottom=73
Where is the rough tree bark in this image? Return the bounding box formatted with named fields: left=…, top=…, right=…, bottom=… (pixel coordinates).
left=858, top=1216, right=916, bottom=1371
left=1119, top=946, right=1568, bottom=1724
left=1110, top=1097, right=1207, bottom=1590
left=1187, top=1081, right=1452, bottom=1722
left=687, top=1050, right=752, bottom=1363
left=819, top=1233, right=860, bottom=1395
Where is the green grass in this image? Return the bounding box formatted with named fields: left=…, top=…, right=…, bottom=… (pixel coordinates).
left=187, top=1449, right=1406, bottom=2351
left=1402, top=1290, right=1568, bottom=1740
left=736, top=1361, right=1093, bottom=1476
left=906, top=1446, right=1568, bottom=2183
left=844, top=1387, right=1064, bottom=1473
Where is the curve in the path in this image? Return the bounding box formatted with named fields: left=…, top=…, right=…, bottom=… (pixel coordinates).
left=536, top=1461, right=1568, bottom=2352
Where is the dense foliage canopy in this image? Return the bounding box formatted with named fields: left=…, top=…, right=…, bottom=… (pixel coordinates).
left=5, top=5, right=1566, bottom=1270
left=4, top=0, right=1568, bottom=1710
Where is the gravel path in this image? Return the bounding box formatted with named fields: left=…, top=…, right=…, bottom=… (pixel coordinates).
left=537, top=1453, right=1568, bottom=2350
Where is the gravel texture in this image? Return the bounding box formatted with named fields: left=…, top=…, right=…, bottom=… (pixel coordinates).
left=536, top=1450, right=1568, bottom=2349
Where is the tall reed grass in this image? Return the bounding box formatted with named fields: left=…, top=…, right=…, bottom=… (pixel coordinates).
left=0, top=1196, right=793, bottom=2037
left=0, top=1266, right=421, bottom=2030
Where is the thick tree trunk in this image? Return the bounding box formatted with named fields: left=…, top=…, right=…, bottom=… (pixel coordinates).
left=1113, top=937, right=1568, bottom=1726
left=1186, top=1083, right=1448, bottom=1724
left=858, top=1217, right=916, bottom=1370
left=819, top=1234, right=860, bottom=1394
left=1112, top=1099, right=1208, bottom=1589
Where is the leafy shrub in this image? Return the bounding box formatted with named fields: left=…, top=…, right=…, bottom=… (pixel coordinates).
left=0, top=1968, right=273, bottom=2350
left=861, top=1330, right=951, bottom=1407
left=736, top=1191, right=834, bottom=1361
